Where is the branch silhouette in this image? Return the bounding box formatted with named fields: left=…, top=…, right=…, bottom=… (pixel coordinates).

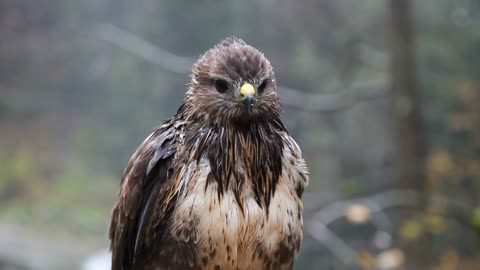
left=96, top=23, right=388, bottom=114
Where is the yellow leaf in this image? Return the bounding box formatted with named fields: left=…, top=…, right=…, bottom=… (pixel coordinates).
left=427, top=150, right=455, bottom=179
left=472, top=207, right=480, bottom=228
left=437, top=249, right=459, bottom=270
left=376, top=248, right=405, bottom=270
left=424, top=214, right=446, bottom=234
left=357, top=250, right=375, bottom=270
left=456, top=80, right=477, bottom=105
left=400, top=219, right=422, bottom=241
left=346, top=203, right=370, bottom=224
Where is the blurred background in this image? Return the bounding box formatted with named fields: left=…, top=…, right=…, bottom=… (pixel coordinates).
left=1, top=0, right=479, bottom=269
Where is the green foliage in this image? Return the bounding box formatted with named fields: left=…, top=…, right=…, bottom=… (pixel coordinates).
left=0, top=147, right=117, bottom=240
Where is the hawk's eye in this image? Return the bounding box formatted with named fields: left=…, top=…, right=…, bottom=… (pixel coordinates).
left=258, top=79, right=268, bottom=93
left=214, top=79, right=229, bottom=93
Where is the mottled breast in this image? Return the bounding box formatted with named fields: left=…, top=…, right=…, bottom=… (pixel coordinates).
left=170, top=137, right=308, bottom=270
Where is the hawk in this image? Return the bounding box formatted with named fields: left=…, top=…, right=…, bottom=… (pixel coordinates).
left=109, top=37, right=309, bottom=270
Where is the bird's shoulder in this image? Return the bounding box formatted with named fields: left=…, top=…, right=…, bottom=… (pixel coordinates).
left=279, top=132, right=309, bottom=198
left=109, top=118, right=188, bottom=269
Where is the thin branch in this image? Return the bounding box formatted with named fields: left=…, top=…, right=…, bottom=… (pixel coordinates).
left=96, top=23, right=388, bottom=114
left=278, top=79, right=387, bottom=114
left=96, top=23, right=194, bottom=74
left=306, top=189, right=419, bottom=266
left=311, top=189, right=419, bottom=225
left=306, top=189, right=478, bottom=267
left=308, top=221, right=358, bottom=266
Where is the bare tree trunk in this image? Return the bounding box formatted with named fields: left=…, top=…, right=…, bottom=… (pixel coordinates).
left=387, top=0, right=428, bottom=268
left=388, top=0, right=427, bottom=191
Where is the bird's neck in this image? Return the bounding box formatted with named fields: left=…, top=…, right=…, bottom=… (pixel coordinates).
left=186, top=120, right=286, bottom=209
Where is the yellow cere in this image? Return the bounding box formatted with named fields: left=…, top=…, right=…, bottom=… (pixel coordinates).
left=240, top=83, right=256, bottom=97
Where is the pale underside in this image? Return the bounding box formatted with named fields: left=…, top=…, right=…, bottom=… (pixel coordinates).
left=151, top=136, right=307, bottom=270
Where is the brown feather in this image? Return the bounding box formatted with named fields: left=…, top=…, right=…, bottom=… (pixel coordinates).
left=109, top=37, right=309, bottom=270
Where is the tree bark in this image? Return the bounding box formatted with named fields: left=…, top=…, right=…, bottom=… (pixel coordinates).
left=388, top=0, right=427, bottom=192
left=387, top=0, right=429, bottom=268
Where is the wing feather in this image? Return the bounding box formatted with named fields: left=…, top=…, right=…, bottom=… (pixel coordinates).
left=109, top=120, right=181, bottom=270
left=133, top=178, right=161, bottom=258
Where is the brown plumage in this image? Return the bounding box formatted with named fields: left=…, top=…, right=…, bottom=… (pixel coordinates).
left=109, top=37, right=309, bottom=270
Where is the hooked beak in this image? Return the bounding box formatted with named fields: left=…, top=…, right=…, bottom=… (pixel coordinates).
left=240, top=83, right=256, bottom=113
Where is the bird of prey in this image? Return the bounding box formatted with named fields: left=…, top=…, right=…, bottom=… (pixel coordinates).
left=109, top=37, right=309, bottom=270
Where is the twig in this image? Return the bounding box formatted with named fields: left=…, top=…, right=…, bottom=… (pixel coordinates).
left=96, top=23, right=194, bottom=74
left=308, top=221, right=358, bottom=266
left=96, top=23, right=388, bottom=114
left=311, top=189, right=419, bottom=225
left=278, top=79, right=387, bottom=114
left=306, top=189, right=419, bottom=265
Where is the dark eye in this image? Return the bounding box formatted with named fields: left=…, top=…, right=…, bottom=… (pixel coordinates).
left=258, top=79, right=268, bottom=93
left=214, top=79, right=229, bottom=93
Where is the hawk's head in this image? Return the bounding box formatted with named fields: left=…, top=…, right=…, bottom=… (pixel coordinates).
left=185, top=37, right=281, bottom=126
